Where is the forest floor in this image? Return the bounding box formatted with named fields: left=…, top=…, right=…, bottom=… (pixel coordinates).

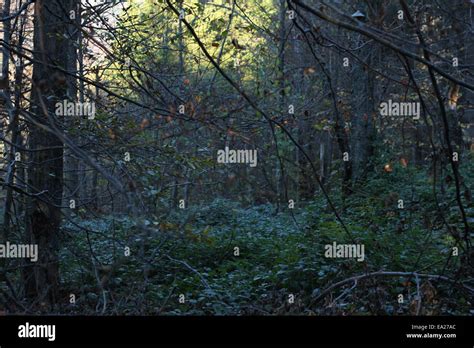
left=54, top=156, right=474, bottom=315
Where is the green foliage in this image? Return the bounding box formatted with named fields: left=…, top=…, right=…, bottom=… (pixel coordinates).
left=60, top=153, right=473, bottom=315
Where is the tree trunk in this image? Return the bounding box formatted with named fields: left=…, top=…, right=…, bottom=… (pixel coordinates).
left=23, top=0, right=75, bottom=307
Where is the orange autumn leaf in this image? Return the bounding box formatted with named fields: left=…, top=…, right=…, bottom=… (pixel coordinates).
left=384, top=164, right=393, bottom=173
left=140, top=118, right=150, bottom=129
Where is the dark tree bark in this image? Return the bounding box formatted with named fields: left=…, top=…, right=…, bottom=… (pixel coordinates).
left=350, top=3, right=380, bottom=183
left=23, top=0, right=75, bottom=307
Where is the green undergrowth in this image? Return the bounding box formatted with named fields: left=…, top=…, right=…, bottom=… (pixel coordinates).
left=59, top=156, right=473, bottom=315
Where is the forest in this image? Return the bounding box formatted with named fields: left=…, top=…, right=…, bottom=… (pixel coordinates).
left=0, top=0, right=473, bottom=317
